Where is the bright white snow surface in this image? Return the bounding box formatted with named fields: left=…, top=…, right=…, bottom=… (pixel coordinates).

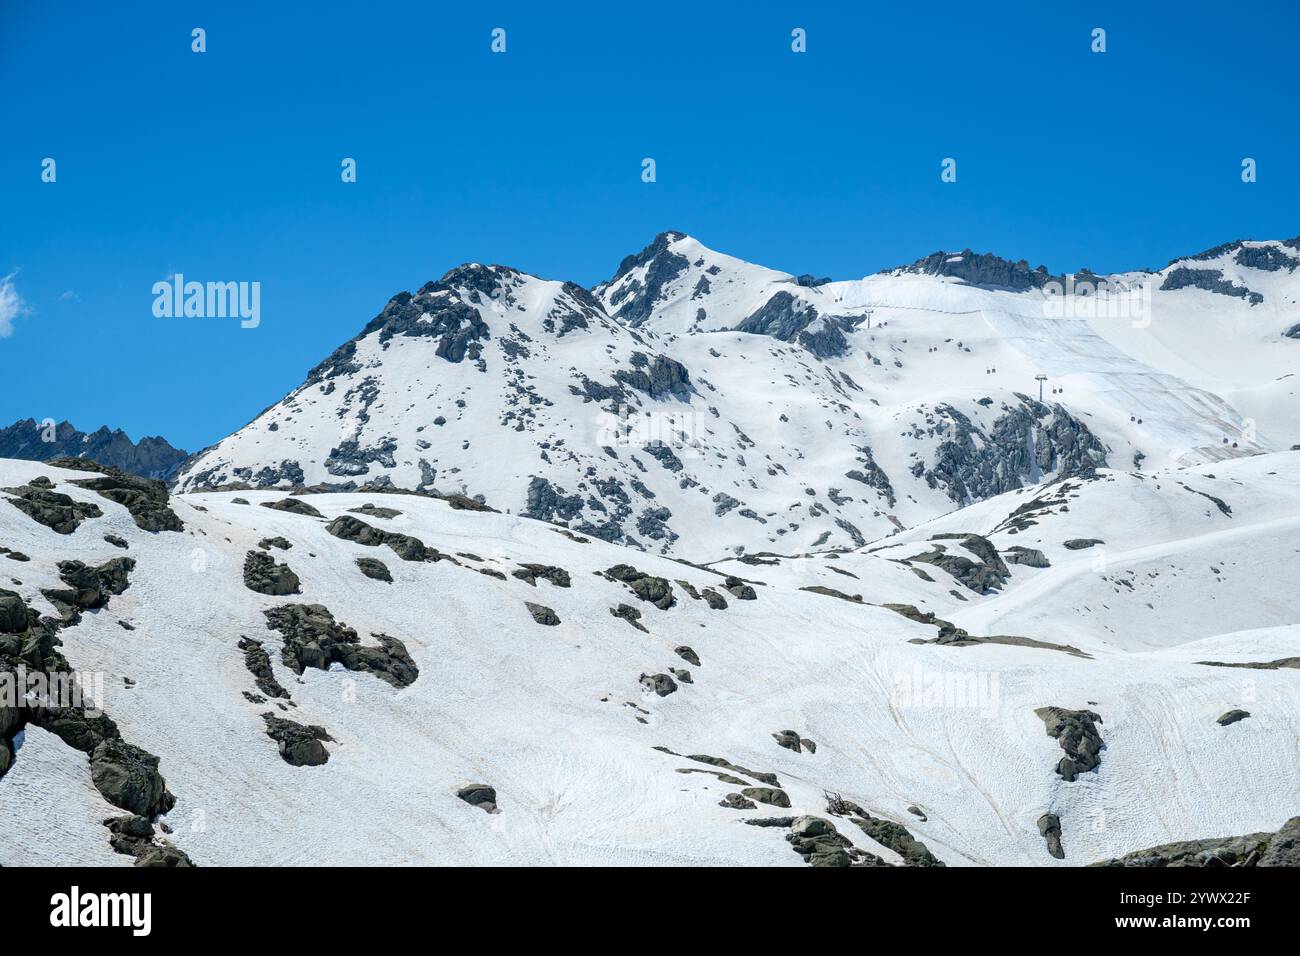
left=2, top=454, right=1296, bottom=866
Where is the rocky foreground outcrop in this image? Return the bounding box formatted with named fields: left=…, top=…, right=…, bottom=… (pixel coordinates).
left=1093, top=816, right=1300, bottom=867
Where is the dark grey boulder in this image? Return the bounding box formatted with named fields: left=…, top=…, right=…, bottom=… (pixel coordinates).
left=355, top=556, right=392, bottom=583
left=1003, top=545, right=1050, bottom=568
left=723, top=576, right=757, bottom=601
left=456, top=783, right=498, bottom=813
left=639, top=672, right=678, bottom=696
left=258, top=536, right=292, bottom=551
left=1038, top=812, right=1065, bottom=859
left=348, top=503, right=402, bottom=520
left=606, top=564, right=675, bottom=609
left=242, top=550, right=301, bottom=596
left=260, top=497, right=324, bottom=518
left=719, top=793, right=756, bottom=810
left=1063, top=538, right=1105, bottom=550
left=262, top=713, right=332, bottom=766
left=90, top=739, right=176, bottom=817
left=525, top=602, right=560, bottom=626
left=1216, top=709, right=1251, bottom=727
left=742, top=787, right=791, bottom=808
left=674, top=645, right=700, bottom=666
left=610, top=603, right=647, bottom=632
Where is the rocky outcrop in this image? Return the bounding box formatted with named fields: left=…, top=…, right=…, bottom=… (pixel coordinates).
left=1161, top=267, right=1263, bottom=305
left=920, top=399, right=1107, bottom=506
left=613, top=352, right=694, bottom=402
left=262, top=713, right=332, bottom=766
left=242, top=550, right=301, bottom=596
left=907, top=533, right=1010, bottom=594
left=238, top=637, right=290, bottom=699
left=894, top=249, right=1058, bottom=290
left=1035, top=706, right=1104, bottom=781
left=512, top=564, right=571, bottom=588
left=1216, top=709, right=1251, bottom=727
left=326, top=514, right=436, bottom=562
left=3, top=482, right=103, bottom=534
left=41, top=557, right=136, bottom=624
left=104, top=814, right=194, bottom=867
left=90, top=739, right=175, bottom=817
left=263, top=603, right=419, bottom=687
left=606, top=565, right=675, bottom=609
left=53, top=461, right=184, bottom=533
left=1092, top=816, right=1300, bottom=867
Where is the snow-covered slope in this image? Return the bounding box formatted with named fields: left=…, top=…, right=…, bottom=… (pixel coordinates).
left=2, top=454, right=1297, bottom=866
left=173, top=233, right=1299, bottom=560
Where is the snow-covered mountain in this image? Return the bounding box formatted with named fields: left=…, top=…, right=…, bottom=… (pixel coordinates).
left=174, top=233, right=1300, bottom=560
left=2, top=452, right=1297, bottom=866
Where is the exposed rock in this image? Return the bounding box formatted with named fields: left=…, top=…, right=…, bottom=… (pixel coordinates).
left=525, top=601, right=560, bottom=626
left=849, top=813, right=944, bottom=866
left=674, top=645, right=700, bottom=666
left=238, top=636, right=290, bottom=699
left=355, top=556, right=393, bottom=582
left=1216, top=709, right=1251, bottom=727
left=772, top=729, right=817, bottom=754
left=718, top=793, right=756, bottom=810
left=1035, top=706, right=1104, bottom=781
left=457, top=783, right=499, bottom=813
left=512, top=564, right=571, bottom=588
left=639, top=672, right=678, bottom=696
left=104, top=814, right=195, bottom=867
left=262, top=713, right=332, bottom=766
left=0, top=420, right=188, bottom=479
left=610, top=603, right=647, bottom=632
left=1003, top=545, right=1050, bottom=568
left=723, top=576, right=756, bottom=600
left=3, top=484, right=103, bottom=534
left=348, top=503, right=402, bottom=520
left=1038, top=812, right=1065, bottom=859
left=326, top=514, right=436, bottom=562
left=742, top=787, right=791, bottom=808
left=264, top=603, right=419, bottom=687
left=90, top=739, right=176, bottom=817
left=242, top=550, right=301, bottom=596
left=57, top=461, right=183, bottom=532
left=1091, top=817, right=1300, bottom=867
left=260, top=497, right=324, bottom=518
left=606, top=564, right=675, bottom=609
left=103, top=534, right=129, bottom=549
left=258, top=536, right=292, bottom=551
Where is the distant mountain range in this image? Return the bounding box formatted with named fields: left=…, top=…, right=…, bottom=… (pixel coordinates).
left=0, top=419, right=188, bottom=480
left=171, top=231, right=1299, bottom=559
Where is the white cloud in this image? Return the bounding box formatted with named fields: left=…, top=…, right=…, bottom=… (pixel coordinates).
left=0, top=272, right=25, bottom=338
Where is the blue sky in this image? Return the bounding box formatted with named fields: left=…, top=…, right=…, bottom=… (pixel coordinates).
left=2, top=0, right=1297, bottom=450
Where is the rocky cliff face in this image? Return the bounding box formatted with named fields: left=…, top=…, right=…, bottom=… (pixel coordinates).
left=0, top=419, right=188, bottom=481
